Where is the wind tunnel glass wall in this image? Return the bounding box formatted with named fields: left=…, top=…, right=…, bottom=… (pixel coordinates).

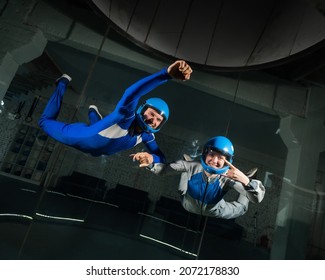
left=1, top=45, right=324, bottom=260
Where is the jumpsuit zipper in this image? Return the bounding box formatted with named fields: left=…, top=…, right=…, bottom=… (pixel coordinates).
left=200, top=176, right=211, bottom=216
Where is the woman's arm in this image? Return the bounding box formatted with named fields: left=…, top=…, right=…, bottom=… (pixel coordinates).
left=231, top=179, right=265, bottom=203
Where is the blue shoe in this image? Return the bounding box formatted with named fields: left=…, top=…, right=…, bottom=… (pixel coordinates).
left=88, top=105, right=103, bottom=124
left=56, top=74, right=72, bottom=85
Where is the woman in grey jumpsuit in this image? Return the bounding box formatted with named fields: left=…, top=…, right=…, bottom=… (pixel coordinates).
left=132, top=136, right=265, bottom=219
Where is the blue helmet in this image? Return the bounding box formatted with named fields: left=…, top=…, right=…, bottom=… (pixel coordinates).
left=136, top=98, right=169, bottom=133
left=200, top=136, right=234, bottom=174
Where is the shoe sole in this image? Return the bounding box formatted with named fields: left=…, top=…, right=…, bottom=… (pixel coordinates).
left=246, top=167, right=258, bottom=178
left=183, top=154, right=193, bottom=161
left=56, top=74, right=72, bottom=83
left=89, top=105, right=103, bottom=119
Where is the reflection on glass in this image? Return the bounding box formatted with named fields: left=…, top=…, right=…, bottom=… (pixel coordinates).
left=1, top=44, right=324, bottom=261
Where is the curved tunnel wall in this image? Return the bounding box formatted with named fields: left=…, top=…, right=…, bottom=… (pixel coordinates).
left=91, top=0, right=325, bottom=70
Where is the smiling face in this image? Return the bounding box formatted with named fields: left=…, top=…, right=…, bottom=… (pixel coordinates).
left=205, top=148, right=227, bottom=170
left=142, top=107, right=164, bottom=130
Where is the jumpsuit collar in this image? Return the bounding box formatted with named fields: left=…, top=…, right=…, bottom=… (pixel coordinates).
left=202, top=170, right=219, bottom=183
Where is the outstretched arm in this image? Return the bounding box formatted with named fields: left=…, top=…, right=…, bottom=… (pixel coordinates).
left=116, top=60, right=193, bottom=113
left=144, top=139, right=166, bottom=164
left=130, top=152, right=188, bottom=175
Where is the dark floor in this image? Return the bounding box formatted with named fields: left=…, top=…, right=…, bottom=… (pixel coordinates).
left=0, top=173, right=270, bottom=260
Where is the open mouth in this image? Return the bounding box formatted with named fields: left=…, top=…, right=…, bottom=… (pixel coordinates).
left=144, top=119, right=157, bottom=128
left=145, top=121, right=155, bottom=128
left=208, top=162, right=220, bottom=169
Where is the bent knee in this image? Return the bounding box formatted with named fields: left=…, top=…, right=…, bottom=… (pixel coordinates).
left=38, top=117, right=45, bottom=129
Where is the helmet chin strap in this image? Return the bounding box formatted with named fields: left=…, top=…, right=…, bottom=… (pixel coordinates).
left=200, top=158, right=230, bottom=174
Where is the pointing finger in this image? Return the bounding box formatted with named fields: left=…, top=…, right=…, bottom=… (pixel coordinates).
left=224, top=159, right=235, bottom=169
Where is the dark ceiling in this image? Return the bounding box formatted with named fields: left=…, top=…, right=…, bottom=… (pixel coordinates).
left=87, top=0, right=325, bottom=89
left=32, top=0, right=325, bottom=90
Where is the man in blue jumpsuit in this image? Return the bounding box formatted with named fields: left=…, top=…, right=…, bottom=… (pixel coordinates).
left=39, top=60, right=192, bottom=163
left=132, top=136, right=265, bottom=219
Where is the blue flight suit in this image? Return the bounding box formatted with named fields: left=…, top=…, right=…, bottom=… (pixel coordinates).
left=39, top=68, right=171, bottom=163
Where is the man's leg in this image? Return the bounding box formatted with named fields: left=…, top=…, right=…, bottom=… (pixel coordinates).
left=38, top=74, right=79, bottom=145
left=39, top=74, right=71, bottom=123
